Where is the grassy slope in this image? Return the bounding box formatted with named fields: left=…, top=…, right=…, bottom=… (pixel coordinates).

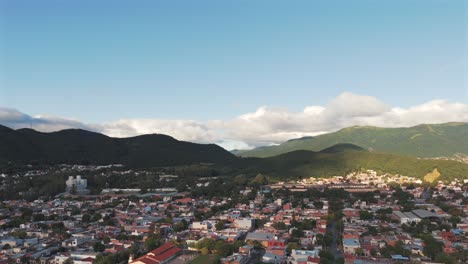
left=240, top=122, right=468, bottom=158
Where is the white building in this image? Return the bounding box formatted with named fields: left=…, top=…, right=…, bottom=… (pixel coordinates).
left=291, top=249, right=320, bottom=264
left=191, top=221, right=212, bottom=230
left=66, top=176, right=89, bottom=194
left=393, top=211, right=421, bottom=224
left=235, top=218, right=253, bottom=230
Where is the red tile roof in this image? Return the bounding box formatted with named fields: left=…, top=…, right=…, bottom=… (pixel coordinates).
left=131, top=242, right=182, bottom=264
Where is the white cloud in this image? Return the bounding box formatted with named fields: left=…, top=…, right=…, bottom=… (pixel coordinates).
left=98, top=119, right=217, bottom=143
left=0, top=107, right=94, bottom=132
left=1, top=92, right=468, bottom=150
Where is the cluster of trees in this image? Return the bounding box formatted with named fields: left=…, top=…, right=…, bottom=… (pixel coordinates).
left=190, top=238, right=245, bottom=257
left=392, top=187, right=415, bottom=211
left=379, top=241, right=411, bottom=258
left=401, top=219, right=451, bottom=237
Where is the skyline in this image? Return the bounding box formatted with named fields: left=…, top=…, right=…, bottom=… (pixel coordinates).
left=0, top=0, right=467, bottom=149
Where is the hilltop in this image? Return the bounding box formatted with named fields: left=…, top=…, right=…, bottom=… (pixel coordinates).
left=239, top=122, right=468, bottom=158
left=0, top=125, right=237, bottom=167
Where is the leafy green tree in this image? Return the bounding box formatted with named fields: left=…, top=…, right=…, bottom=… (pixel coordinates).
left=82, top=213, right=91, bottom=222
left=102, top=237, right=110, bottom=244
left=63, top=258, right=74, bottom=264
left=215, top=220, right=226, bottom=231
left=286, top=243, right=300, bottom=252
left=93, top=242, right=105, bottom=252
left=173, top=219, right=188, bottom=232
left=215, top=240, right=233, bottom=257
left=359, top=210, right=374, bottom=220
left=272, top=222, right=287, bottom=230
left=422, top=235, right=443, bottom=260
left=313, top=201, right=324, bottom=209
left=144, top=234, right=161, bottom=251
left=435, top=253, right=456, bottom=264
left=91, top=213, right=102, bottom=222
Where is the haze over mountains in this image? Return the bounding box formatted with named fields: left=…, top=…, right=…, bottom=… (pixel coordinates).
left=237, top=122, right=468, bottom=158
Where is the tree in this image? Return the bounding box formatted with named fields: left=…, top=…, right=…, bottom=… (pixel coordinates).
left=10, top=230, right=27, bottom=239
left=215, top=220, right=225, bottom=231
left=435, top=253, right=456, bottom=264
left=355, top=248, right=363, bottom=256
left=215, top=240, right=233, bottom=257
left=313, top=201, right=324, bottom=209
left=233, top=175, right=247, bottom=186
left=359, top=210, right=374, bottom=220
left=91, top=213, right=102, bottom=222
left=315, top=233, right=324, bottom=245
left=173, top=219, right=188, bottom=232
left=201, top=247, right=209, bottom=255
left=422, top=235, right=443, bottom=260
left=319, top=250, right=335, bottom=264
left=93, top=242, right=105, bottom=252
left=250, top=174, right=268, bottom=186
left=102, top=236, right=110, bottom=244
left=63, top=258, right=74, bottom=264
left=291, top=228, right=303, bottom=238
left=82, top=213, right=91, bottom=222
left=144, top=234, right=161, bottom=251
left=286, top=243, right=300, bottom=252
left=272, top=222, right=287, bottom=230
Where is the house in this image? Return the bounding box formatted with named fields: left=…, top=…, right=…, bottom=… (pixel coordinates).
left=192, top=221, right=212, bottom=230
left=245, top=232, right=276, bottom=247
left=307, top=256, right=320, bottom=264
left=262, top=251, right=284, bottom=263
left=221, top=253, right=248, bottom=264
left=234, top=218, right=253, bottom=230
left=392, top=211, right=420, bottom=224
left=130, top=242, right=182, bottom=264
left=291, top=249, right=320, bottom=264
left=343, top=238, right=360, bottom=254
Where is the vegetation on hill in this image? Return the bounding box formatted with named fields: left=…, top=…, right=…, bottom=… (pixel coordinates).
left=239, top=122, right=468, bottom=158
left=239, top=148, right=468, bottom=182
left=0, top=125, right=236, bottom=167
left=1, top=124, right=467, bottom=186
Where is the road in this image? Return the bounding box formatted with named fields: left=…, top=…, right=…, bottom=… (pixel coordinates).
left=329, top=221, right=343, bottom=262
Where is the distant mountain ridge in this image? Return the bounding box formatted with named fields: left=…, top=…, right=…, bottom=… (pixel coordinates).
left=239, top=122, right=468, bottom=158
left=0, top=124, right=237, bottom=167
left=1, top=124, right=468, bottom=182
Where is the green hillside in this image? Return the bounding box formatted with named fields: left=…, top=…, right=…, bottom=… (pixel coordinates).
left=240, top=146, right=468, bottom=182
left=240, top=122, right=468, bottom=158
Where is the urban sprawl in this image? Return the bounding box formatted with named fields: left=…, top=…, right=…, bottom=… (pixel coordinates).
left=0, top=165, right=467, bottom=264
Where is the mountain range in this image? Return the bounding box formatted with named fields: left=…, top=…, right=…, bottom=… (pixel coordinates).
left=0, top=124, right=236, bottom=167
left=1, top=123, right=467, bottom=181
left=237, top=122, right=468, bottom=158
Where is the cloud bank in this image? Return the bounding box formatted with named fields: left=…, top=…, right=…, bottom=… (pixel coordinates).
left=1, top=92, right=467, bottom=150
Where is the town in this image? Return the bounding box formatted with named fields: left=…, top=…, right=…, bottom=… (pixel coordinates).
left=0, top=166, right=466, bottom=264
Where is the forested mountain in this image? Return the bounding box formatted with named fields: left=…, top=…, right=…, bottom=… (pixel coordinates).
left=1, top=124, right=467, bottom=182
left=0, top=125, right=236, bottom=167
left=238, top=123, right=468, bottom=158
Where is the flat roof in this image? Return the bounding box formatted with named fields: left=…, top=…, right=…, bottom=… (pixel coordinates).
left=412, top=209, right=440, bottom=218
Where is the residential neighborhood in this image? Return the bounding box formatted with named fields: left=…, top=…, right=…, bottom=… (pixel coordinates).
left=0, top=166, right=466, bottom=264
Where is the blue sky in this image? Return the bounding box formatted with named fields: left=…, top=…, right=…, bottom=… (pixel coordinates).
left=0, top=0, right=467, bottom=148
